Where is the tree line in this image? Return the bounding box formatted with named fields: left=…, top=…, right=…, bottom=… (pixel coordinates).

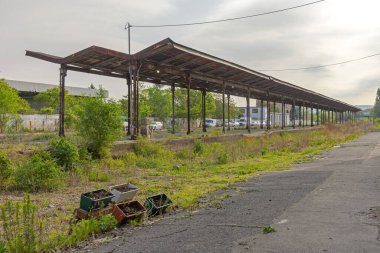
left=0, top=80, right=242, bottom=132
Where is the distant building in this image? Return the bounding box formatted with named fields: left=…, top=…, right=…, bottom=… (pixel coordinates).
left=238, top=106, right=290, bottom=126
left=5, top=79, right=108, bottom=108
left=239, top=106, right=268, bottom=120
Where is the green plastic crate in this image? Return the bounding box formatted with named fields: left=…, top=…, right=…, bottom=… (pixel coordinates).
left=144, top=193, right=173, bottom=216
left=80, top=189, right=114, bottom=212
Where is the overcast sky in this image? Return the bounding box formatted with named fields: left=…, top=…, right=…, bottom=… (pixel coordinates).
left=1, top=0, right=379, bottom=106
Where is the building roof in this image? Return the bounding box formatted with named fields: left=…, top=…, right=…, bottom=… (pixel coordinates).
left=5, top=79, right=108, bottom=97
left=25, top=37, right=360, bottom=112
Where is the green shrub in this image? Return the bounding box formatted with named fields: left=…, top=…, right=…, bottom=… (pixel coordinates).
left=0, top=195, right=44, bottom=253
left=175, top=149, right=195, bottom=160
left=134, top=138, right=173, bottom=159
left=217, top=151, right=229, bottom=164
left=88, top=169, right=111, bottom=182
left=64, top=215, right=116, bottom=247
left=193, top=140, right=204, bottom=155
left=75, top=92, right=123, bottom=158
left=48, top=137, right=79, bottom=171
left=0, top=241, right=6, bottom=253
left=14, top=152, right=64, bottom=192
left=0, top=153, right=12, bottom=185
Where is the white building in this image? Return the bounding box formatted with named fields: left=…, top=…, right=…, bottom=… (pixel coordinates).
left=238, top=106, right=290, bottom=126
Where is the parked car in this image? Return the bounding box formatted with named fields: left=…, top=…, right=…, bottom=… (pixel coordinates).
left=252, top=121, right=260, bottom=126
left=239, top=118, right=247, bottom=126
left=149, top=121, right=163, bottom=130
left=205, top=119, right=217, bottom=127
left=226, top=121, right=240, bottom=127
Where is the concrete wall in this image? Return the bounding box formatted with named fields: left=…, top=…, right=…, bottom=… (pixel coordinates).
left=9, top=114, right=59, bottom=132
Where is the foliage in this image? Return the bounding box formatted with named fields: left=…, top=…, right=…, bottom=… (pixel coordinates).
left=0, top=153, right=12, bottom=186
left=133, top=137, right=171, bottom=158
left=213, top=94, right=242, bottom=119
left=0, top=195, right=43, bottom=253
left=48, top=137, right=79, bottom=171
left=33, top=87, right=84, bottom=128
left=63, top=215, right=117, bottom=247
left=193, top=140, right=205, bottom=155
left=88, top=168, right=111, bottom=182
left=262, top=226, right=276, bottom=234
left=0, top=80, right=30, bottom=133
left=14, top=152, right=64, bottom=192
left=33, top=87, right=62, bottom=113
left=373, top=88, right=380, bottom=119
left=142, top=86, right=171, bottom=121
left=75, top=90, right=123, bottom=158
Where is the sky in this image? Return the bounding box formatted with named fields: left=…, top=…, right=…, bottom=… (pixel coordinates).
left=0, top=0, right=379, bottom=106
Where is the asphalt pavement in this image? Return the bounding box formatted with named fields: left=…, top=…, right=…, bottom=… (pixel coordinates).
left=77, top=132, right=380, bottom=253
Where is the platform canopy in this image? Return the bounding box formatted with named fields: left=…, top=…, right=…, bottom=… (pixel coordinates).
left=26, top=37, right=360, bottom=112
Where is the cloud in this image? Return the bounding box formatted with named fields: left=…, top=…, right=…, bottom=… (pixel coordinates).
left=0, top=0, right=379, bottom=105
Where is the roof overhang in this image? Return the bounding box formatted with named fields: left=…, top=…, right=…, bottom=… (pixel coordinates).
left=25, top=37, right=360, bottom=112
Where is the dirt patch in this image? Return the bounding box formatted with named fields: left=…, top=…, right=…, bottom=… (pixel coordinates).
left=121, top=205, right=141, bottom=216
left=85, top=190, right=111, bottom=200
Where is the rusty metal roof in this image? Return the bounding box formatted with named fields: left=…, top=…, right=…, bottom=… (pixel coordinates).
left=26, top=38, right=360, bottom=112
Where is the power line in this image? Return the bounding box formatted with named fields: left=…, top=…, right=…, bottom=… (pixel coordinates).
left=257, top=52, right=380, bottom=72
left=130, top=0, right=325, bottom=28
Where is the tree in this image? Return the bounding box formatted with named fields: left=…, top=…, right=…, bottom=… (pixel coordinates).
left=34, top=87, right=77, bottom=114
left=213, top=94, right=241, bottom=119
left=143, top=86, right=171, bottom=121
left=75, top=91, right=123, bottom=158
left=373, top=88, right=380, bottom=119
left=0, top=80, right=29, bottom=133
left=173, top=89, right=216, bottom=120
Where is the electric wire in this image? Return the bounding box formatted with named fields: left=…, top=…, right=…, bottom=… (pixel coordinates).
left=129, top=0, right=325, bottom=28
left=257, top=52, right=380, bottom=72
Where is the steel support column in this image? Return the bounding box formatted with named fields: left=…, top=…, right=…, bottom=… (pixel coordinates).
left=292, top=100, right=296, bottom=129
left=222, top=81, right=226, bottom=134
left=171, top=84, right=175, bottom=134
left=127, top=75, right=131, bottom=136
left=316, top=107, right=320, bottom=126
left=132, top=65, right=139, bottom=140
left=59, top=64, right=67, bottom=137
left=227, top=93, right=230, bottom=131
left=246, top=88, right=251, bottom=133
left=202, top=89, right=207, bottom=133
left=282, top=101, right=285, bottom=129
left=273, top=101, right=276, bottom=128
left=303, top=103, right=305, bottom=127
left=311, top=106, right=314, bottom=127
left=260, top=100, right=264, bottom=129
left=298, top=105, right=302, bottom=127
left=186, top=74, right=191, bottom=135
left=267, top=98, right=271, bottom=130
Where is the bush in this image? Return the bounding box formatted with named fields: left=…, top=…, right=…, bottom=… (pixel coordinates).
left=0, top=195, right=44, bottom=253
left=63, top=215, right=117, bottom=247
left=48, top=137, right=79, bottom=171
left=193, top=140, right=205, bottom=155
left=14, top=152, right=64, bottom=192
left=133, top=138, right=173, bottom=159
left=0, top=153, right=12, bottom=185
left=88, top=169, right=111, bottom=182
left=75, top=92, right=123, bottom=158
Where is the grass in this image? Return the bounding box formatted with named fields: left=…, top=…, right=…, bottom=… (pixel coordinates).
left=0, top=122, right=372, bottom=251
left=262, top=226, right=276, bottom=234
